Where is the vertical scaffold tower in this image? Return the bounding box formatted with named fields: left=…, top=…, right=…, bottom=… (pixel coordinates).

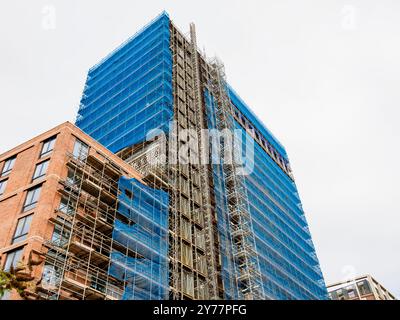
left=208, top=58, right=266, bottom=300
left=190, top=23, right=219, bottom=300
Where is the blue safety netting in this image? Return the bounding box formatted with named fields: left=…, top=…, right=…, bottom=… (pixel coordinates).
left=227, top=85, right=288, bottom=160
left=204, top=86, right=329, bottom=300
left=204, top=89, right=238, bottom=300
left=76, top=12, right=173, bottom=153
left=108, top=177, right=169, bottom=300
left=73, top=8, right=329, bottom=300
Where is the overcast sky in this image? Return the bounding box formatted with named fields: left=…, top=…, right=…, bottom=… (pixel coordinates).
left=0, top=0, right=399, bottom=298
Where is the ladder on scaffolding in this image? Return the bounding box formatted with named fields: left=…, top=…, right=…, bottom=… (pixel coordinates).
left=190, top=23, right=219, bottom=300
left=208, top=58, right=265, bottom=300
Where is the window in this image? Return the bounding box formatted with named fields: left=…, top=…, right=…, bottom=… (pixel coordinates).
left=196, top=279, right=207, bottom=299
left=51, top=224, right=70, bottom=247
left=192, top=205, right=203, bottom=226
left=40, top=136, right=57, bottom=158
left=73, top=139, right=89, bottom=160
left=182, top=270, right=194, bottom=296
left=346, top=285, right=357, bottom=299
left=192, top=187, right=201, bottom=204
left=329, top=291, right=338, bottom=300
left=196, top=253, right=207, bottom=274
left=336, top=289, right=345, bottom=300
left=12, top=215, right=33, bottom=244
left=182, top=243, right=193, bottom=267
left=4, top=247, right=24, bottom=272
left=181, top=218, right=192, bottom=241
left=357, top=280, right=372, bottom=296
left=192, top=171, right=200, bottom=186
left=42, top=264, right=61, bottom=290
left=32, top=160, right=50, bottom=180
left=23, top=185, right=42, bottom=212
left=195, top=228, right=205, bottom=250
left=1, top=157, right=16, bottom=177
left=0, top=179, right=7, bottom=195
left=59, top=197, right=75, bottom=216
left=179, top=197, right=190, bottom=217
left=180, top=176, right=190, bottom=196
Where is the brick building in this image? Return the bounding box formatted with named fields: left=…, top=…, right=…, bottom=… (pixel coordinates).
left=1, top=12, right=328, bottom=300
left=0, top=122, right=170, bottom=300
left=327, top=275, right=396, bottom=300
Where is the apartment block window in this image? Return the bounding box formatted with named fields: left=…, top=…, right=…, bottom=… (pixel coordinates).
left=0, top=179, right=7, bottom=195
left=329, top=291, right=338, bottom=300
left=195, top=228, right=205, bottom=250
left=196, top=253, right=207, bottom=275
left=1, top=156, right=16, bottom=177
left=197, top=279, right=207, bottom=299
left=192, top=171, right=200, bottom=186
left=12, top=215, right=33, bottom=244
left=182, top=270, right=194, bottom=296
left=23, top=185, right=42, bottom=212
left=357, top=280, right=372, bottom=296
left=182, top=243, right=193, bottom=267
left=336, top=289, right=345, bottom=300
left=346, top=285, right=358, bottom=299
left=73, top=139, right=89, bottom=160
left=40, top=136, right=57, bottom=158
left=4, top=247, right=24, bottom=272
left=192, top=187, right=201, bottom=204
left=51, top=224, right=70, bottom=247
left=180, top=176, right=190, bottom=196
left=192, top=205, right=203, bottom=226
left=59, top=197, right=75, bottom=216
left=179, top=197, right=190, bottom=218
left=32, top=160, right=50, bottom=180
left=181, top=218, right=192, bottom=241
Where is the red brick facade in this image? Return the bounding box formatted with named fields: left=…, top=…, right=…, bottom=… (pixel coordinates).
left=0, top=122, right=141, bottom=299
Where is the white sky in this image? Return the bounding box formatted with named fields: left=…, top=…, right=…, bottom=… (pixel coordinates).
left=0, top=0, right=399, bottom=298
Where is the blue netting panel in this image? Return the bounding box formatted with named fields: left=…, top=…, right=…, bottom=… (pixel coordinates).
left=204, top=89, right=238, bottom=300
left=233, top=116, right=328, bottom=300
left=76, top=12, right=173, bottom=153
left=108, top=177, right=169, bottom=300
left=227, top=85, right=288, bottom=160
left=205, top=85, right=328, bottom=300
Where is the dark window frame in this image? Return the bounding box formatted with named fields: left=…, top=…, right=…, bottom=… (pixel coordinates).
left=23, top=185, right=42, bottom=212
left=51, top=224, right=71, bottom=247
left=0, top=179, right=8, bottom=195
left=1, top=156, right=16, bottom=177
left=59, top=197, right=75, bottom=216
left=12, top=214, right=33, bottom=244
left=73, top=139, right=90, bottom=161
left=4, top=247, right=24, bottom=272
left=32, top=159, right=50, bottom=181
left=40, top=136, right=57, bottom=158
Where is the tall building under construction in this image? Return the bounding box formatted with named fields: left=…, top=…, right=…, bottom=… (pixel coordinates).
left=0, top=12, right=328, bottom=300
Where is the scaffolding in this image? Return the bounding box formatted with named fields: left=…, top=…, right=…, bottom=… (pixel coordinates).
left=206, top=58, right=265, bottom=300
left=36, top=151, right=169, bottom=300
left=165, top=21, right=219, bottom=300
left=189, top=23, right=220, bottom=300
left=112, top=21, right=221, bottom=300
left=71, top=12, right=328, bottom=300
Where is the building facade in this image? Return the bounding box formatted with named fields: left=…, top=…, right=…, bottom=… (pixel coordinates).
left=0, top=122, right=169, bottom=300
left=75, top=12, right=328, bottom=300
left=328, top=275, right=396, bottom=300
